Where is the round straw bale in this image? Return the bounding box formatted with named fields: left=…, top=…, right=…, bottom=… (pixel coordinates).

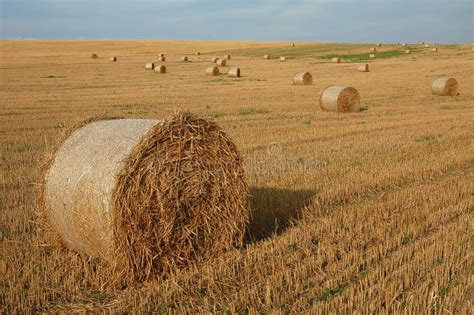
left=424, top=44, right=430, bottom=48
left=431, top=77, right=458, bottom=96
left=216, top=59, right=226, bottom=66
left=41, top=113, right=249, bottom=282
left=206, top=66, right=220, bottom=76
left=357, top=64, right=369, bottom=72
left=369, top=54, right=376, bottom=59
left=280, top=56, right=286, bottom=61
left=181, top=56, right=188, bottom=62
left=293, top=72, right=312, bottom=85
left=195, top=51, right=200, bottom=55
left=332, top=57, right=341, bottom=63
left=370, top=47, right=377, bottom=52
left=158, top=56, right=165, bottom=62
left=402, top=43, right=407, bottom=47
left=264, top=54, right=270, bottom=59
left=431, top=48, right=438, bottom=52
left=145, top=63, right=155, bottom=70
left=376, top=43, right=382, bottom=47
left=320, top=85, right=361, bottom=113
left=154, top=65, right=166, bottom=74
left=228, top=67, right=240, bottom=77
left=405, top=49, right=411, bottom=54
left=110, top=56, right=117, bottom=62
left=91, top=53, right=98, bottom=59
left=159, top=53, right=165, bottom=57
left=224, top=54, right=231, bottom=60
left=211, top=57, right=219, bottom=63
left=291, top=43, right=295, bottom=47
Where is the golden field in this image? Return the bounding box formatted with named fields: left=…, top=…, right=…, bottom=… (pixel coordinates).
left=1, top=40, right=473, bottom=313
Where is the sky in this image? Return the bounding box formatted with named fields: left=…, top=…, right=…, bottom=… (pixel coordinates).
left=1, top=0, right=473, bottom=43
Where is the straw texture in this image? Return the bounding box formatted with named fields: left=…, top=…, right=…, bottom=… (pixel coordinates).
left=42, top=113, right=250, bottom=282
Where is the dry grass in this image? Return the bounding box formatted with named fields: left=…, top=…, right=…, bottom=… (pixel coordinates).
left=1, top=40, right=473, bottom=313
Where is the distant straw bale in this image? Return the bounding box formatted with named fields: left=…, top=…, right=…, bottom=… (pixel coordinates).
left=91, top=53, right=98, bottom=59
left=181, top=56, right=189, bottom=62
left=280, top=56, right=286, bottom=61
left=293, top=72, right=312, bottom=85
left=145, top=63, right=155, bottom=70
left=224, top=54, right=231, bottom=60
left=332, top=57, right=341, bottom=63
left=228, top=67, right=241, bottom=78
left=369, top=54, right=376, bottom=59
left=211, top=57, right=219, bottom=63
left=357, top=64, right=369, bottom=72
left=110, top=56, right=117, bottom=62
left=405, top=49, right=411, bottom=54
left=264, top=54, right=270, bottom=59
left=154, top=65, right=166, bottom=74
left=206, top=66, right=219, bottom=76
left=158, top=56, right=165, bottom=62
left=216, top=59, right=227, bottom=66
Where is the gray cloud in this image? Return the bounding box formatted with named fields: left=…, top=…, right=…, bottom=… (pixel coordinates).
left=1, top=0, right=472, bottom=43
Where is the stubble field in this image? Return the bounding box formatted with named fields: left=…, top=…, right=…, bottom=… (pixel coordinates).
left=1, top=40, right=473, bottom=313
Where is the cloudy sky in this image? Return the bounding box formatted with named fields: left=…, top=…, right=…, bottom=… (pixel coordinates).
left=1, top=0, right=473, bottom=43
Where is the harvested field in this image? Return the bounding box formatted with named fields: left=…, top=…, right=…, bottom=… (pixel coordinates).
left=1, top=40, right=473, bottom=313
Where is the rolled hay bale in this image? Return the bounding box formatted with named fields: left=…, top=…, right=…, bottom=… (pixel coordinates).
left=370, top=47, right=377, bottom=52
left=154, top=65, right=166, bottom=74
left=228, top=67, right=241, bottom=78
left=291, top=43, right=295, bottom=47
left=376, top=43, right=382, bottom=47
left=216, top=59, right=227, bottom=66
left=159, top=53, right=165, bottom=57
left=424, top=44, right=430, bottom=48
left=158, top=56, right=165, bottom=62
left=280, top=56, right=286, bottom=62
left=211, top=57, right=219, bottom=63
left=369, top=54, right=376, bottom=59
left=357, top=64, right=369, bottom=72
left=195, top=51, right=200, bottom=55
left=145, top=63, right=155, bottom=70
left=110, top=56, right=117, bottom=62
left=319, top=85, right=361, bottom=113
left=293, top=72, right=312, bottom=85
left=181, top=56, right=189, bottom=62
left=431, top=77, right=458, bottom=96
left=264, top=54, right=270, bottom=59
left=41, top=112, right=249, bottom=282
left=332, top=57, right=341, bottom=63
left=402, top=43, right=408, bottom=47
left=91, top=53, right=98, bottom=59
left=405, top=49, right=411, bottom=54
left=206, top=66, right=219, bottom=76
left=224, top=54, right=231, bottom=60
left=431, top=48, right=438, bottom=52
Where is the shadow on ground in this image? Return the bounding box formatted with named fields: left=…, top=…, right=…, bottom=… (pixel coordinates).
left=246, top=186, right=316, bottom=244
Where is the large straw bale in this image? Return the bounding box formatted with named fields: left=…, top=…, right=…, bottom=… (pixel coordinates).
left=280, top=56, right=286, bottom=61
left=41, top=113, right=249, bottom=282
left=110, top=56, right=117, bottom=62
left=431, top=77, right=458, bottom=96
left=224, top=54, right=231, bottom=60
left=431, top=48, right=438, bottom=52
left=320, top=85, right=361, bottom=112
left=264, top=54, right=270, bottom=59
left=293, top=72, right=312, bottom=85
left=370, top=47, right=377, bottom=52
left=405, top=49, right=411, bottom=54
left=181, top=56, right=188, bottom=62
left=332, top=57, right=341, bottom=63
left=158, top=56, right=165, bottom=62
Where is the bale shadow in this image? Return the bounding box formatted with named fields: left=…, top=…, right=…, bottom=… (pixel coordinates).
left=246, top=187, right=316, bottom=244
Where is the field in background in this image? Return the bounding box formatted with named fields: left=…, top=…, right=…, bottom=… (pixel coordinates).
left=1, top=40, right=473, bottom=313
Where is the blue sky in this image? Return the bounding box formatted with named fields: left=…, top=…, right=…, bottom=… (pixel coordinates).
left=1, top=0, right=473, bottom=43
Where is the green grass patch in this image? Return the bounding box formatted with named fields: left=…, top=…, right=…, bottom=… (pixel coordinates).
left=239, top=107, right=270, bottom=116
left=319, top=49, right=413, bottom=62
